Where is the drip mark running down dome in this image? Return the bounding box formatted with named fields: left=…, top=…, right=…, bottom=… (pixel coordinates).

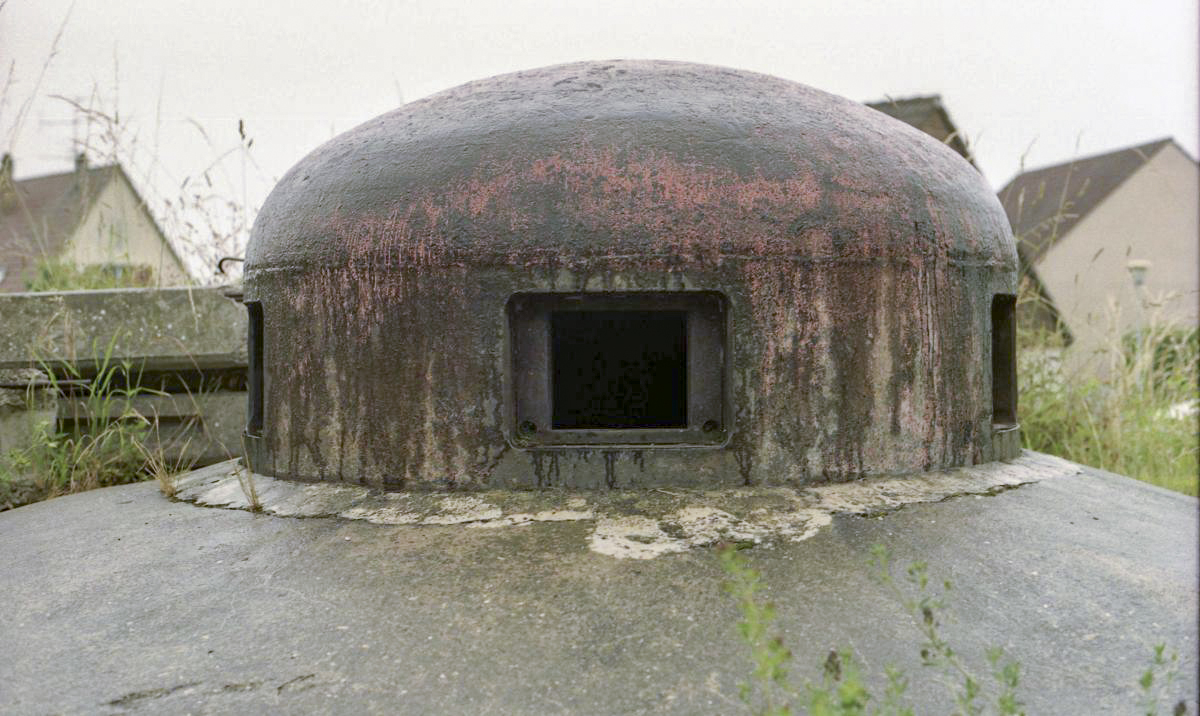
left=242, top=59, right=1020, bottom=490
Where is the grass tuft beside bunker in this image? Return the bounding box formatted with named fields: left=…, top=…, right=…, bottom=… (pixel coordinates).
left=1017, top=289, right=1198, bottom=496
left=0, top=338, right=195, bottom=510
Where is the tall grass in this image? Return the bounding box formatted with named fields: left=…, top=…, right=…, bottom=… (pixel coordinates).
left=1017, top=289, right=1199, bottom=496
left=0, top=4, right=244, bottom=505
left=25, top=259, right=156, bottom=291
left=0, top=339, right=174, bottom=509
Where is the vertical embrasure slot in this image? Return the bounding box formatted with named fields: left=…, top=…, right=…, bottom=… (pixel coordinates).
left=551, top=310, right=688, bottom=429
left=991, top=294, right=1017, bottom=426
left=246, top=301, right=264, bottom=436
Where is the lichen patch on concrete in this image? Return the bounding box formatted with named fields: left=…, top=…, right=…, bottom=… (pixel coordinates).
left=170, top=452, right=1081, bottom=559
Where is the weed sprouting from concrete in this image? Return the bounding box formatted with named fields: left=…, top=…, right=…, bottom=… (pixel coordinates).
left=136, top=432, right=192, bottom=499
left=868, top=544, right=1024, bottom=715
left=1140, top=643, right=1187, bottom=716
left=720, top=542, right=880, bottom=715
left=719, top=543, right=795, bottom=715
left=719, top=544, right=1189, bottom=715
left=234, top=458, right=262, bottom=512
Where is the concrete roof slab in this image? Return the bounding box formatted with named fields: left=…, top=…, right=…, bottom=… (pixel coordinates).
left=0, top=458, right=1195, bottom=714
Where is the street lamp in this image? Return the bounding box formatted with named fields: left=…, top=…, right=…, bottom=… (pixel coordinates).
left=1126, top=259, right=1152, bottom=288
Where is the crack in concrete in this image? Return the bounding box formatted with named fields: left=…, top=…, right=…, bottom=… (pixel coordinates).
left=106, top=681, right=202, bottom=708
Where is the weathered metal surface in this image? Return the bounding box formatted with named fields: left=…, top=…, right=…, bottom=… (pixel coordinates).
left=244, top=60, right=1019, bottom=489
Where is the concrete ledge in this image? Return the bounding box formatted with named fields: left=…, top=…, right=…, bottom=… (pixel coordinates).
left=0, top=286, right=247, bottom=373
left=174, top=451, right=1083, bottom=559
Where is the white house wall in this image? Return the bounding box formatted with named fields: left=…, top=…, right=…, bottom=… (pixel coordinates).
left=1035, top=143, right=1199, bottom=367
left=63, top=176, right=190, bottom=286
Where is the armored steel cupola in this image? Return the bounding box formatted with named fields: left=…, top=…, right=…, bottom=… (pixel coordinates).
left=242, top=60, right=1020, bottom=490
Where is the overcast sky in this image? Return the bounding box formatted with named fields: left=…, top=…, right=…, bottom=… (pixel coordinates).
left=2, top=0, right=1196, bottom=274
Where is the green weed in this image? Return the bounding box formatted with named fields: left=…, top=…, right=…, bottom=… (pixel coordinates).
left=719, top=545, right=1189, bottom=715
left=720, top=543, right=795, bottom=715
left=868, top=545, right=1023, bottom=716
left=1141, top=643, right=1187, bottom=716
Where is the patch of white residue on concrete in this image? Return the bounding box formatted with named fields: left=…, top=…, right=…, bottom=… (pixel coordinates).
left=340, top=493, right=421, bottom=525
left=591, top=516, right=684, bottom=559
left=590, top=506, right=834, bottom=559
left=171, top=452, right=1081, bottom=559
left=419, top=496, right=503, bottom=525
left=468, top=508, right=597, bottom=529
left=190, top=477, right=253, bottom=509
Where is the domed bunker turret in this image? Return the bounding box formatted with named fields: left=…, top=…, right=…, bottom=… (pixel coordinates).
left=242, top=60, right=1020, bottom=489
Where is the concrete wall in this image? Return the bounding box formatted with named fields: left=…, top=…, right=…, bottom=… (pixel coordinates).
left=0, top=286, right=246, bottom=372
left=63, top=174, right=191, bottom=287
left=0, top=287, right=248, bottom=479
left=0, top=370, right=56, bottom=503
left=1035, top=143, right=1199, bottom=369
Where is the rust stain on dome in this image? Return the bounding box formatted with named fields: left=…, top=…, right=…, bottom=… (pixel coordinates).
left=243, top=60, right=1019, bottom=490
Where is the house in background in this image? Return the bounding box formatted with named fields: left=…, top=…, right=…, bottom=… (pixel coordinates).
left=999, top=138, right=1199, bottom=368
left=866, top=95, right=975, bottom=165
left=0, top=153, right=190, bottom=292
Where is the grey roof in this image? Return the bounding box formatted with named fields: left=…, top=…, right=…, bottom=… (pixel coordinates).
left=998, top=138, right=1175, bottom=266
left=865, top=95, right=974, bottom=164
left=0, top=161, right=176, bottom=292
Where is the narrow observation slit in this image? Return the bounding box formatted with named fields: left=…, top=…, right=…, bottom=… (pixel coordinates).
left=551, top=311, right=688, bottom=429
left=991, top=294, right=1017, bottom=426
left=246, top=301, right=264, bottom=436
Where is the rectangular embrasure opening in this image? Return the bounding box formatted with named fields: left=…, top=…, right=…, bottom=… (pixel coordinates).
left=510, top=291, right=726, bottom=446
left=991, top=294, right=1017, bottom=426
left=246, top=301, right=264, bottom=436
left=551, top=310, right=688, bottom=429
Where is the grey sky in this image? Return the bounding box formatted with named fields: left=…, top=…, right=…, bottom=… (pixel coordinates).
left=2, top=0, right=1196, bottom=271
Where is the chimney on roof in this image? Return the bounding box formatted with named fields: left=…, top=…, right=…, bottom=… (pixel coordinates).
left=1, top=154, right=14, bottom=211
left=73, top=152, right=91, bottom=193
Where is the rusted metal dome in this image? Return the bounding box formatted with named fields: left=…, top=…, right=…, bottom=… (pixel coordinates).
left=243, top=59, right=1019, bottom=489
